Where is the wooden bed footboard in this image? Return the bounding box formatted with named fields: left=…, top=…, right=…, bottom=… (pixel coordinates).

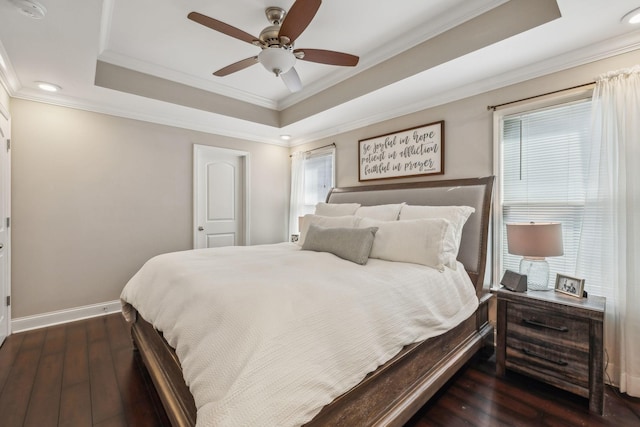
left=130, top=293, right=493, bottom=427
left=132, top=315, right=196, bottom=427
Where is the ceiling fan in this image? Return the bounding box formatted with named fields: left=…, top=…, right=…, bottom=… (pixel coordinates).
left=188, top=0, right=359, bottom=93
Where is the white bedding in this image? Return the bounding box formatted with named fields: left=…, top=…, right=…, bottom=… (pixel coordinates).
left=120, top=242, right=479, bottom=427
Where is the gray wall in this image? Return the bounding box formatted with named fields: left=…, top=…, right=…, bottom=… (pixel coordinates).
left=293, top=49, right=640, bottom=187
left=11, top=100, right=290, bottom=317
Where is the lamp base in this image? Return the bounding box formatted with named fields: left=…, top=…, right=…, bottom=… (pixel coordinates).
left=519, top=257, right=550, bottom=291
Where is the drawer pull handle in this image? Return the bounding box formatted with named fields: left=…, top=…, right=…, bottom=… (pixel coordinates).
left=520, top=348, right=568, bottom=366
left=522, top=318, right=569, bottom=332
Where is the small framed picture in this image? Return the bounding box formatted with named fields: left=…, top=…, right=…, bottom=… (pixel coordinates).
left=555, top=273, right=585, bottom=298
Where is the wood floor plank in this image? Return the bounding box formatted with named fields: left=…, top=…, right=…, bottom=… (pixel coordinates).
left=447, top=377, right=537, bottom=426
left=23, top=351, right=64, bottom=427
left=87, top=316, right=108, bottom=343
left=59, top=380, right=92, bottom=427
left=0, top=333, right=25, bottom=393
left=106, top=313, right=132, bottom=351
left=112, top=346, right=152, bottom=407
left=20, top=328, right=46, bottom=350
left=0, top=347, right=42, bottom=427
left=89, top=339, right=124, bottom=424
left=93, top=414, right=128, bottom=427
left=466, top=364, right=602, bottom=426
left=62, top=322, right=89, bottom=386
left=42, top=324, right=67, bottom=355
left=410, top=397, right=470, bottom=427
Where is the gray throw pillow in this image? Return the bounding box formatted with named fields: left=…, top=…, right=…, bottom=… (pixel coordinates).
left=301, top=224, right=378, bottom=265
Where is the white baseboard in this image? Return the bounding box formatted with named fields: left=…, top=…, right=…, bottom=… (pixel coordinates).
left=11, top=300, right=122, bottom=333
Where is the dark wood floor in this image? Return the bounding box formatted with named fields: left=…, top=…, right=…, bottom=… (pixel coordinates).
left=1, top=314, right=639, bottom=427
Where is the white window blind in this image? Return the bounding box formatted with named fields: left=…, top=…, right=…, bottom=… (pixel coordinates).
left=500, top=99, right=593, bottom=283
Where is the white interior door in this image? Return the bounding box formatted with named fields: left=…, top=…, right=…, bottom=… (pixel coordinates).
left=194, top=145, right=250, bottom=249
left=0, top=106, right=10, bottom=347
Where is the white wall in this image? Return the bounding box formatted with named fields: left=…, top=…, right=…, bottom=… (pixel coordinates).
left=10, top=99, right=290, bottom=318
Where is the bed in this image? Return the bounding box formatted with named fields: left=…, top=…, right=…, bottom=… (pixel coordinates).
left=122, top=176, right=494, bottom=427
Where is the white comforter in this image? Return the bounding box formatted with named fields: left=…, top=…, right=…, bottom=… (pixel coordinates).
left=120, top=242, right=478, bottom=427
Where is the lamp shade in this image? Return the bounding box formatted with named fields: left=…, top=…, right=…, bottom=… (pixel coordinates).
left=506, top=222, right=563, bottom=258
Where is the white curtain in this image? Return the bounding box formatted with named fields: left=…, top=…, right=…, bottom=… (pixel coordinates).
left=577, top=65, right=640, bottom=396
left=289, top=151, right=305, bottom=237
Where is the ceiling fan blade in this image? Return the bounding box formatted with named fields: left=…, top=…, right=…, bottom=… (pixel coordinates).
left=294, top=49, right=359, bottom=67
left=188, top=12, right=258, bottom=45
left=213, top=56, right=259, bottom=77
left=281, top=67, right=302, bottom=92
left=278, top=0, right=321, bottom=44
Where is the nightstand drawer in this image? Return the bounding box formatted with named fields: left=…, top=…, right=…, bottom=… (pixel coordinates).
left=506, top=336, right=589, bottom=392
left=506, top=303, right=589, bottom=352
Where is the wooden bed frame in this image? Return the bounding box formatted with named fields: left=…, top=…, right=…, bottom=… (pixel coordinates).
left=130, top=176, right=495, bottom=427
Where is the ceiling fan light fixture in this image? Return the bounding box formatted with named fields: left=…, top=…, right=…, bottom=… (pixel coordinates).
left=258, top=48, right=295, bottom=77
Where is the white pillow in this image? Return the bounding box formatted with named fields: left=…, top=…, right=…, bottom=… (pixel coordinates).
left=314, top=202, right=361, bottom=217
left=354, top=203, right=405, bottom=221
left=298, top=214, right=361, bottom=246
left=358, top=217, right=457, bottom=270
left=399, top=205, right=474, bottom=253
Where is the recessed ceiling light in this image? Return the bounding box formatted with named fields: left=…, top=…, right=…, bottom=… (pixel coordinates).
left=622, top=7, right=640, bottom=24
left=9, top=0, right=47, bottom=19
left=280, top=135, right=292, bottom=141
left=36, top=82, right=61, bottom=92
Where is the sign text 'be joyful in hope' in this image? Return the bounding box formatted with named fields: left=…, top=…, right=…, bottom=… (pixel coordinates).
left=358, top=121, right=444, bottom=181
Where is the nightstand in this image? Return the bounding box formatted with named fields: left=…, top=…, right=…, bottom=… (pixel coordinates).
left=494, top=287, right=606, bottom=414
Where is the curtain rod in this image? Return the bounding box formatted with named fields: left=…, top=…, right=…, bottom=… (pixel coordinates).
left=487, top=82, right=595, bottom=111
left=289, top=142, right=336, bottom=157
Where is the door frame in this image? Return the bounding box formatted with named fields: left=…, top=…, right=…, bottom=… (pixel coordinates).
left=0, top=101, right=10, bottom=342
left=193, top=144, right=251, bottom=248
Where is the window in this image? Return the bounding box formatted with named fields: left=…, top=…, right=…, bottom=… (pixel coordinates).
left=301, top=150, right=335, bottom=215
left=495, top=98, right=593, bottom=284
left=289, top=147, right=335, bottom=236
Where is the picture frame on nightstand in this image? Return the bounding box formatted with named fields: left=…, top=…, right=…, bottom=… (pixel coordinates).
left=555, top=273, right=585, bottom=298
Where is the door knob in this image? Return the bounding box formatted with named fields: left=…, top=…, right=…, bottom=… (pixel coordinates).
left=198, top=226, right=204, bottom=231
left=0, top=243, right=3, bottom=249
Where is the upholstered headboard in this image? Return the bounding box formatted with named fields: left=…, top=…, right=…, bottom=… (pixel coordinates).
left=326, top=176, right=494, bottom=294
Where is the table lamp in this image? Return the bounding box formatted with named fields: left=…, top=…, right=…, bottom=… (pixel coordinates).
left=506, top=222, right=563, bottom=290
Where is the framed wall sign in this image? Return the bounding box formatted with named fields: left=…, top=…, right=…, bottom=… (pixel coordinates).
left=358, top=120, right=444, bottom=182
